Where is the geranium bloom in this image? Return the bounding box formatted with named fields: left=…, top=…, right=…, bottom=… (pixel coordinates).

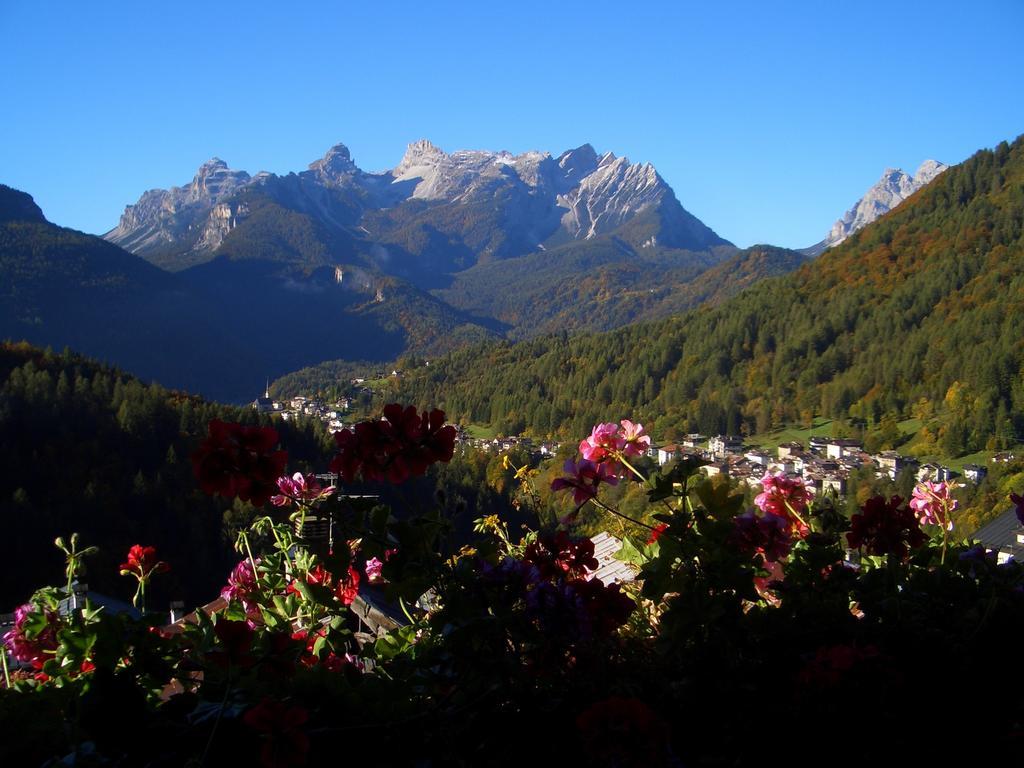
left=330, top=404, right=456, bottom=484
left=551, top=458, right=619, bottom=505
left=847, top=495, right=926, bottom=560
left=909, top=481, right=957, bottom=531
left=1010, top=492, right=1024, bottom=526
left=576, top=697, right=670, bottom=765
left=243, top=697, right=310, bottom=768
left=208, top=618, right=256, bottom=669
left=798, top=644, right=880, bottom=688
left=119, top=544, right=169, bottom=579
left=618, top=419, right=651, bottom=457
left=2, top=603, right=60, bottom=668
left=286, top=564, right=333, bottom=596
left=645, top=522, right=669, bottom=546
left=523, top=531, right=599, bottom=580
left=579, top=422, right=622, bottom=463
left=335, top=565, right=360, bottom=606
left=755, top=472, right=811, bottom=537
left=365, top=557, right=384, bottom=582
left=270, top=472, right=335, bottom=507
left=222, top=559, right=263, bottom=622
left=191, top=420, right=288, bottom=506
left=731, top=509, right=793, bottom=562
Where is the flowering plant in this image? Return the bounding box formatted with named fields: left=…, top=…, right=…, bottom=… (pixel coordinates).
left=3, top=409, right=1024, bottom=767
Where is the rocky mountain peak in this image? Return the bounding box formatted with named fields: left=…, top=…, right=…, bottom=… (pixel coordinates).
left=308, top=143, right=357, bottom=179
left=395, top=139, right=447, bottom=174
left=814, top=159, right=948, bottom=252
left=188, top=158, right=251, bottom=204
left=914, top=159, right=948, bottom=185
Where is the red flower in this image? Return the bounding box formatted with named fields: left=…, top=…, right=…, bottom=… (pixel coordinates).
left=798, top=644, right=880, bottom=688
left=731, top=510, right=793, bottom=563
left=645, top=523, right=669, bottom=545
left=523, top=531, right=599, bottom=580
left=243, top=697, right=310, bottom=768
left=286, top=564, right=333, bottom=597
left=119, top=544, right=169, bottom=579
left=577, top=697, right=670, bottom=766
left=191, top=420, right=288, bottom=506
left=847, top=495, right=926, bottom=560
left=329, top=404, right=456, bottom=484
left=335, top=565, right=360, bottom=606
left=208, top=618, right=256, bottom=669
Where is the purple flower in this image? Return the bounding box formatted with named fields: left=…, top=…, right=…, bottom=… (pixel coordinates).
left=1010, top=493, right=1024, bottom=526
left=551, top=458, right=619, bottom=506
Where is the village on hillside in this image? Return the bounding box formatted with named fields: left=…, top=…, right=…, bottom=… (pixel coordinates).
left=255, top=385, right=1005, bottom=498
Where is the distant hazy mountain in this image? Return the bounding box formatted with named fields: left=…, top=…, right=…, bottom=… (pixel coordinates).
left=803, top=160, right=948, bottom=255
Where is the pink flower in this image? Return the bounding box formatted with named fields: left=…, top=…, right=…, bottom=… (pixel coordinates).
left=3, top=603, right=61, bottom=668
left=755, top=472, right=811, bottom=537
left=551, top=458, right=619, bottom=506
left=909, top=481, right=957, bottom=531
left=618, top=419, right=651, bottom=457
left=579, top=423, right=623, bottom=463
left=221, top=559, right=263, bottom=622
left=365, top=557, right=384, bottom=582
left=270, top=472, right=335, bottom=507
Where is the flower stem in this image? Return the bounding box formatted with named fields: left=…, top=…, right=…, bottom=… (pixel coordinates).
left=616, top=454, right=647, bottom=483
left=198, top=679, right=232, bottom=768
left=591, top=496, right=658, bottom=532
left=1, top=646, right=10, bottom=689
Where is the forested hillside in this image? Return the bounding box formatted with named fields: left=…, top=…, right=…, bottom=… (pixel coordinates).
left=396, top=136, right=1024, bottom=455
left=0, top=343, right=532, bottom=609
left=0, top=342, right=334, bottom=607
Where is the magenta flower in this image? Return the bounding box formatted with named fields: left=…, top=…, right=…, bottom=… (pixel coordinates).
left=578, top=422, right=623, bottom=463
left=551, top=458, right=619, bottom=505
left=618, top=419, right=651, bottom=458
left=3, top=603, right=61, bottom=668
left=365, top=557, right=384, bottom=582
left=755, top=472, right=811, bottom=537
left=909, top=481, right=957, bottom=531
left=221, top=559, right=264, bottom=622
left=270, top=472, right=335, bottom=507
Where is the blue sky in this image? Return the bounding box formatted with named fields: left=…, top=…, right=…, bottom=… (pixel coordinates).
left=1, top=0, right=1022, bottom=249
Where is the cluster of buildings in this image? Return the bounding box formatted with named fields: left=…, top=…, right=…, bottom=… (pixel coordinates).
left=257, top=378, right=1000, bottom=506
left=647, top=434, right=989, bottom=498
left=253, top=388, right=353, bottom=432
left=455, top=431, right=561, bottom=458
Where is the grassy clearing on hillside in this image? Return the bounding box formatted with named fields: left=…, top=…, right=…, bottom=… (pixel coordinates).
left=748, top=418, right=835, bottom=451
left=465, top=423, right=499, bottom=439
